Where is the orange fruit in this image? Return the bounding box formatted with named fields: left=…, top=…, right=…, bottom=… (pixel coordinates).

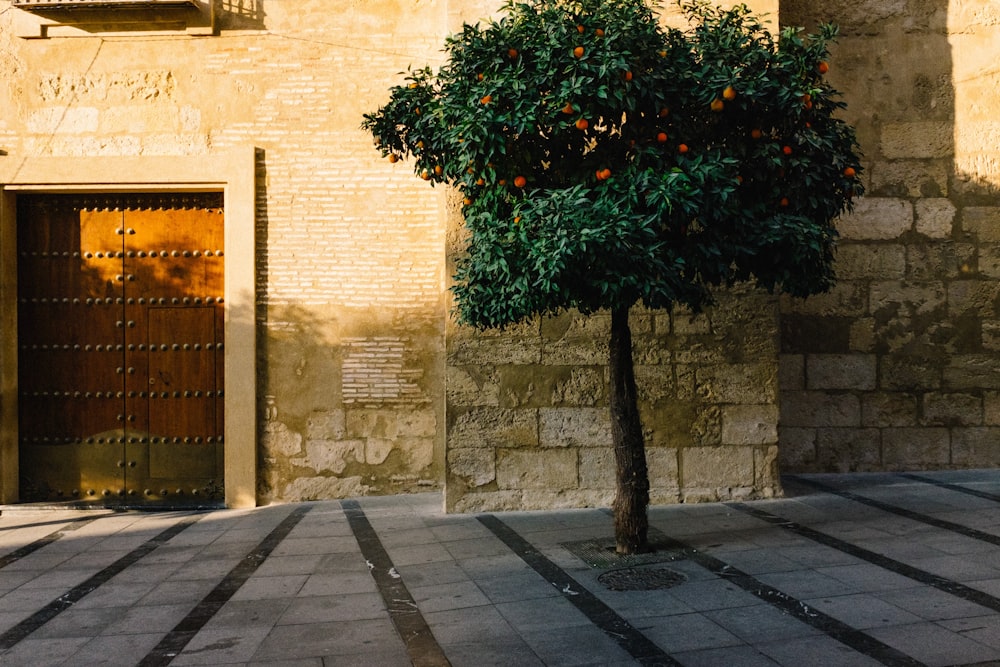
left=481, top=95, right=492, bottom=105
left=562, top=102, right=575, bottom=114
left=736, top=175, right=744, bottom=184
left=414, top=107, right=421, bottom=115
left=710, top=98, right=724, bottom=112
left=434, top=165, right=443, bottom=176
left=408, top=82, right=418, bottom=89
left=477, top=73, right=484, bottom=81
left=818, top=61, right=829, bottom=74
left=658, top=107, right=669, bottom=118
left=656, top=132, right=668, bottom=143
left=623, top=71, right=633, bottom=82
left=751, top=128, right=762, bottom=139
left=595, top=28, right=605, bottom=37
left=508, top=48, right=519, bottom=58
left=678, top=143, right=689, bottom=153
left=466, top=167, right=475, bottom=174
left=574, top=46, right=585, bottom=58
left=601, top=168, right=611, bottom=180
left=416, top=140, right=425, bottom=149
left=476, top=178, right=485, bottom=186
left=722, top=85, right=736, bottom=101
left=463, top=197, right=472, bottom=206
left=595, top=169, right=603, bottom=180
left=575, top=118, right=589, bottom=130
left=576, top=24, right=585, bottom=34
left=388, top=154, right=399, bottom=163
left=658, top=49, right=667, bottom=58
left=843, top=166, right=856, bottom=178
left=420, top=170, right=431, bottom=181
left=514, top=175, right=527, bottom=188
left=782, top=145, right=793, bottom=155
left=498, top=179, right=507, bottom=186
left=513, top=216, right=521, bottom=224
left=779, top=197, right=789, bottom=207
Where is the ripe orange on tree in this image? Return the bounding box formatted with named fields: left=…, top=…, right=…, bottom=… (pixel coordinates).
left=514, top=175, right=527, bottom=188
left=818, top=61, right=829, bottom=74
left=678, top=143, right=689, bottom=153
left=656, top=132, right=668, bottom=143
left=658, top=107, right=669, bottom=117
left=508, top=47, right=519, bottom=58
left=595, top=28, right=605, bottom=37
left=481, top=94, right=492, bottom=105
left=388, top=154, right=399, bottom=163
left=843, top=166, right=856, bottom=177
left=576, top=24, right=585, bottom=33
left=574, top=46, right=585, bottom=58
left=710, top=98, right=724, bottom=112
left=750, top=128, right=763, bottom=139
left=562, top=102, right=575, bottom=114
left=623, top=71, right=633, bottom=81
left=722, top=85, right=736, bottom=100
left=575, top=118, right=589, bottom=130
left=434, top=165, right=444, bottom=176
left=779, top=196, right=789, bottom=207
left=782, top=145, right=793, bottom=155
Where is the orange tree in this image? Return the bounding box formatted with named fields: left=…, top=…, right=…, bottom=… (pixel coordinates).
left=363, top=0, right=862, bottom=554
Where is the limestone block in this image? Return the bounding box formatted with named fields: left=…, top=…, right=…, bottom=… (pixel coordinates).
left=914, top=199, right=956, bottom=238
left=689, top=404, right=723, bottom=446
left=448, top=448, right=496, bottom=488
left=882, top=428, right=950, bottom=467
left=836, top=198, right=912, bottom=240
left=261, top=420, right=303, bottom=456
left=753, top=445, right=781, bottom=495
left=861, top=392, right=918, bottom=427
left=578, top=447, right=615, bottom=489
left=921, top=392, right=982, bottom=427
left=834, top=244, right=906, bottom=280
left=977, top=245, right=1000, bottom=280
left=870, top=281, right=947, bottom=318
left=282, top=475, right=370, bottom=501
left=880, top=355, right=943, bottom=391
left=447, top=366, right=501, bottom=407
left=779, top=282, right=868, bottom=317
left=780, top=391, right=860, bottom=428
left=306, top=410, right=346, bottom=440
left=365, top=438, right=394, bottom=465
left=27, top=107, right=99, bottom=134
left=671, top=309, right=712, bottom=335
left=871, top=159, right=949, bottom=198
left=807, top=354, right=877, bottom=391
left=963, top=207, right=1000, bottom=242
left=777, top=427, right=817, bottom=469
left=906, top=243, right=975, bottom=281
left=292, top=440, right=363, bottom=475
left=634, top=365, right=674, bottom=404
left=445, top=490, right=525, bottom=513
left=398, top=437, right=435, bottom=471
left=539, top=407, right=611, bottom=448
left=881, top=122, right=953, bottom=159
left=496, top=448, right=578, bottom=490
left=551, top=367, right=606, bottom=406
left=983, top=392, right=1000, bottom=425
left=944, top=355, right=1000, bottom=390
left=680, top=446, right=755, bottom=488
left=816, top=428, right=882, bottom=472
left=541, top=333, right=609, bottom=365
left=779, top=355, right=804, bottom=391
left=647, top=447, right=680, bottom=491
left=952, top=428, right=1000, bottom=467
left=695, top=363, right=777, bottom=404
left=448, top=333, right=541, bottom=366
left=499, top=366, right=557, bottom=408
left=520, top=490, right=614, bottom=510
left=849, top=318, right=877, bottom=353
left=948, top=280, right=1000, bottom=317
left=721, top=405, right=779, bottom=445
left=448, top=407, right=538, bottom=449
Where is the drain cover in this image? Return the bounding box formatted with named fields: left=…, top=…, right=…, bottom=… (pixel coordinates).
left=598, top=567, right=687, bottom=591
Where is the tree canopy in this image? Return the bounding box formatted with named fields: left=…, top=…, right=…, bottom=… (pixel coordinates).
left=363, top=0, right=864, bottom=330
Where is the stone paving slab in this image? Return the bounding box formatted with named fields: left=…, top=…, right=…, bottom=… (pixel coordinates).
left=1, top=470, right=1000, bottom=665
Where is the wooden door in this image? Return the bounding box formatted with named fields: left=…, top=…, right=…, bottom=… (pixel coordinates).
left=17, top=193, right=225, bottom=507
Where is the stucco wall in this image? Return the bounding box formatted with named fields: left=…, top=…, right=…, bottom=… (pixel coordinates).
left=779, top=0, right=1000, bottom=472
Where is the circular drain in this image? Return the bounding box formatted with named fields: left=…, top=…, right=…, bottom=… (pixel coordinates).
left=598, top=567, right=687, bottom=591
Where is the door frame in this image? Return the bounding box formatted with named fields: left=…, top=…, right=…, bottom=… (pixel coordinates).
left=0, top=147, right=257, bottom=508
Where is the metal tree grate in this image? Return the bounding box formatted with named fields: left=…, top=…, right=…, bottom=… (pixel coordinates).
left=598, top=567, right=687, bottom=591
left=561, top=537, right=685, bottom=569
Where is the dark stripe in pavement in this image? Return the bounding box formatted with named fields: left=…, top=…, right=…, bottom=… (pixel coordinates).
left=730, top=502, right=1000, bottom=615
left=643, top=522, right=925, bottom=667
left=478, top=513, right=681, bottom=667
left=137, top=505, right=311, bottom=667
left=897, top=472, right=1000, bottom=504
left=0, top=517, right=97, bottom=569
left=787, top=475, right=1000, bottom=548
left=0, top=513, right=202, bottom=650
left=343, top=499, right=451, bottom=667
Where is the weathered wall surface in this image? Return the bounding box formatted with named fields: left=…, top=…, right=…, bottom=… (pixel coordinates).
left=0, top=0, right=452, bottom=502
left=779, top=0, right=1000, bottom=472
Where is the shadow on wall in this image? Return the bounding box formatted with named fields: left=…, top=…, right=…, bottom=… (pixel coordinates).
left=779, top=0, right=1000, bottom=473
left=218, top=0, right=266, bottom=30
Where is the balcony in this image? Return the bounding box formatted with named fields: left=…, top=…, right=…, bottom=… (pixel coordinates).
left=11, top=0, right=213, bottom=37
left=12, top=0, right=197, bottom=7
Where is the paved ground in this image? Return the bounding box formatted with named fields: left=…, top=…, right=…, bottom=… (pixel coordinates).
left=2, top=471, right=1000, bottom=666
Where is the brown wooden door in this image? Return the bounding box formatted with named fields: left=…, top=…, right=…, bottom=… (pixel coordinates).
left=17, top=194, right=225, bottom=507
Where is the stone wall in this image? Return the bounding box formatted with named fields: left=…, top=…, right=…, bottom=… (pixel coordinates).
left=779, top=0, right=1000, bottom=472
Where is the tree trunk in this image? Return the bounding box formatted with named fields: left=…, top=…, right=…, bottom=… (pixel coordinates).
left=609, top=304, right=650, bottom=555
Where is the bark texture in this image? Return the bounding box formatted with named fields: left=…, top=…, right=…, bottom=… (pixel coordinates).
left=609, top=304, right=650, bottom=554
